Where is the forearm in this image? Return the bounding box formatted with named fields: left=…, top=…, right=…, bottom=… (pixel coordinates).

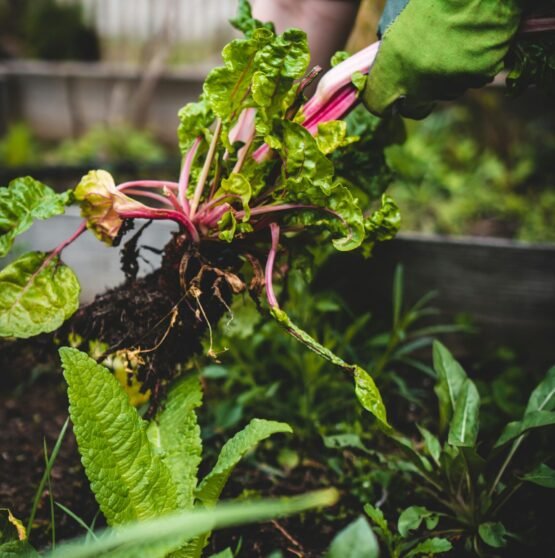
left=252, top=0, right=360, bottom=71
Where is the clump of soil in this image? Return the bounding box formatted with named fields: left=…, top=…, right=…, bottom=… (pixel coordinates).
left=65, top=231, right=246, bottom=404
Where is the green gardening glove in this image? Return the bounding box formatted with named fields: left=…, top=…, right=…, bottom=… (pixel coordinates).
left=363, top=0, right=523, bottom=118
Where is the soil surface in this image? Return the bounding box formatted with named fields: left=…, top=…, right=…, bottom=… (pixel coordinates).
left=0, top=367, right=102, bottom=550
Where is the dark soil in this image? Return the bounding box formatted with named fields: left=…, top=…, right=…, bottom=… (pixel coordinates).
left=0, top=370, right=102, bottom=551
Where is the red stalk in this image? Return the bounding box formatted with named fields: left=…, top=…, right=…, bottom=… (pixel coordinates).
left=265, top=222, right=280, bottom=309
left=178, top=137, right=202, bottom=214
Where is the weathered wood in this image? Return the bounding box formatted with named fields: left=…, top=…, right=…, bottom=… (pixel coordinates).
left=318, top=233, right=555, bottom=360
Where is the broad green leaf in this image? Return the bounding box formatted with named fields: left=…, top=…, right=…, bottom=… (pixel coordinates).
left=0, top=176, right=71, bottom=258
left=397, top=506, right=439, bottom=538
left=354, top=366, right=389, bottom=428
left=525, top=365, right=555, bottom=414
left=47, top=489, right=338, bottom=558
left=405, top=537, right=452, bottom=557
left=416, top=425, right=441, bottom=465
left=0, top=252, right=80, bottom=338
left=448, top=378, right=480, bottom=447
left=147, top=375, right=203, bottom=510
left=521, top=463, right=555, bottom=488
left=495, top=366, right=555, bottom=447
left=331, top=51, right=350, bottom=67
left=478, top=522, right=507, bottom=548
left=60, top=348, right=178, bottom=525
left=433, top=341, right=467, bottom=432
left=326, top=516, right=379, bottom=558
left=495, top=410, right=555, bottom=447
left=196, top=418, right=292, bottom=506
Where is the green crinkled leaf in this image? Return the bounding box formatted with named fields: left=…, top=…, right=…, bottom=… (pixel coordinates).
left=397, top=506, right=439, bottom=538
left=229, top=0, right=274, bottom=38
left=433, top=341, right=468, bottom=433
left=177, top=97, right=214, bottom=154
left=0, top=176, right=71, bottom=258
left=351, top=71, right=367, bottom=92
left=196, top=418, right=292, bottom=506
left=478, top=522, right=507, bottom=549
left=331, top=51, right=350, bottom=67
left=218, top=173, right=252, bottom=221
left=405, top=537, right=453, bottom=557
left=521, top=463, right=555, bottom=488
left=204, top=30, right=272, bottom=121
left=281, top=121, right=366, bottom=251
left=448, top=378, right=480, bottom=447
left=60, top=348, right=178, bottom=525
left=147, top=375, right=203, bottom=510
left=362, top=194, right=401, bottom=255
left=251, top=28, right=310, bottom=136
left=326, top=516, right=379, bottom=558
left=315, top=121, right=358, bottom=156
left=0, top=252, right=80, bottom=338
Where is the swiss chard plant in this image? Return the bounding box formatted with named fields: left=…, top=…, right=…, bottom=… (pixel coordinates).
left=0, top=0, right=400, bottom=425
left=57, top=346, right=295, bottom=558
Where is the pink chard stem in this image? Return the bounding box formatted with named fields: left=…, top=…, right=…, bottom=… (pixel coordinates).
left=265, top=222, right=281, bottom=309
left=178, top=136, right=202, bottom=214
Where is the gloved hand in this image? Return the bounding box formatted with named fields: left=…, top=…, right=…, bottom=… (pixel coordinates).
left=363, top=0, right=523, bottom=118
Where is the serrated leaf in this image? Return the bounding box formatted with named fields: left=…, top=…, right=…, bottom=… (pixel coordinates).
left=0, top=176, right=71, bottom=258
left=448, top=378, right=480, bottom=447
left=521, top=463, right=555, bottom=488
left=326, top=516, right=379, bottom=558
left=0, top=252, right=80, bottom=338
left=147, top=375, right=203, bottom=510
left=478, top=522, right=507, bottom=548
left=196, top=418, right=292, bottom=506
left=398, top=506, right=439, bottom=538
left=433, top=341, right=467, bottom=432
left=405, top=537, right=452, bottom=557
left=60, top=348, right=178, bottom=525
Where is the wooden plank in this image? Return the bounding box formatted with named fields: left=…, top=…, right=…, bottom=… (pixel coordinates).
left=317, top=233, right=555, bottom=359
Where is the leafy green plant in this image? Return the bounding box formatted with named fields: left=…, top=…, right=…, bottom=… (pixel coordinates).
left=359, top=341, right=555, bottom=556
left=57, top=346, right=297, bottom=557
left=0, top=0, right=400, bottom=425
